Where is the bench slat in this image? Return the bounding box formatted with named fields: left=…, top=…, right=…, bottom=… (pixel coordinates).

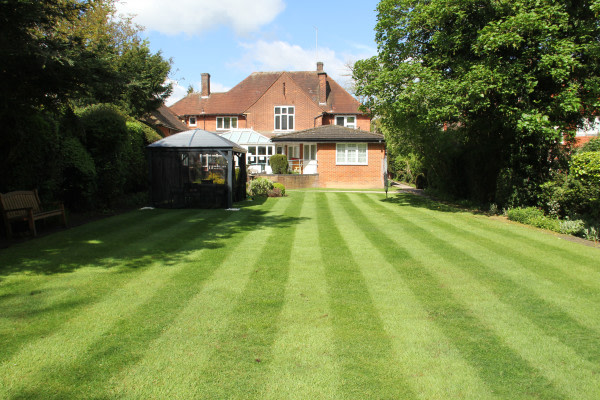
left=1, top=190, right=66, bottom=238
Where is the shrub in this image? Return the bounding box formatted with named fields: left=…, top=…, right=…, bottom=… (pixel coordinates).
left=272, top=182, right=286, bottom=195
left=207, top=171, right=225, bottom=185
left=268, top=188, right=283, bottom=197
left=506, top=207, right=560, bottom=231
left=391, top=153, right=424, bottom=184
left=578, top=137, right=600, bottom=153
left=570, top=151, right=600, bottom=187
left=78, top=104, right=129, bottom=206
left=269, top=154, right=289, bottom=174
left=248, top=177, right=273, bottom=197
left=59, top=137, right=97, bottom=210
left=559, top=219, right=585, bottom=236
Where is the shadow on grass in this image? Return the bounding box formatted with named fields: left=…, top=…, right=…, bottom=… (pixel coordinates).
left=0, top=197, right=301, bottom=279
left=0, top=197, right=305, bottom=371
left=382, top=191, right=469, bottom=214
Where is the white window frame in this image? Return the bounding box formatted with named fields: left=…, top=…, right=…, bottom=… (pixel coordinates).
left=335, top=115, right=357, bottom=129
left=288, top=145, right=300, bottom=158
left=274, top=106, right=295, bottom=131
left=189, top=116, right=197, bottom=127
left=216, top=116, right=238, bottom=131
left=303, top=144, right=317, bottom=161
left=336, top=143, right=368, bottom=165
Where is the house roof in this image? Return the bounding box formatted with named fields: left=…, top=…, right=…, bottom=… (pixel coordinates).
left=142, top=105, right=188, bottom=132
left=147, top=129, right=246, bottom=153
left=169, top=70, right=364, bottom=117
left=270, top=125, right=385, bottom=143
left=219, top=129, right=272, bottom=145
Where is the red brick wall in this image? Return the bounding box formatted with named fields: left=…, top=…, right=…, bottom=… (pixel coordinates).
left=317, top=142, right=385, bottom=188
left=246, top=73, right=324, bottom=131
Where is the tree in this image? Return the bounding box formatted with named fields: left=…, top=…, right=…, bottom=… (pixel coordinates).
left=354, top=0, right=600, bottom=205
left=0, top=0, right=94, bottom=113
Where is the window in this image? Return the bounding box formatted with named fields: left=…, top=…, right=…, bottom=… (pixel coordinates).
left=335, top=115, right=356, bottom=129
left=217, top=117, right=238, bottom=130
left=288, top=145, right=300, bottom=158
left=303, top=144, right=316, bottom=161
left=274, top=106, right=295, bottom=131
left=247, top=145, right=274, bottom=165
left=276, top=146, right=284, bottom=155
left=336, top=143, right=367, bottom=165
left=189, top=116, right=197, bottom=127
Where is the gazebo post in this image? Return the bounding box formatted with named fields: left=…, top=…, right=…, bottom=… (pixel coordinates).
left=226, top=149, right=233, bottom=209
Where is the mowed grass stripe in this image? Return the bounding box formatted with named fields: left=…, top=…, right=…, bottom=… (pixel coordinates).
left=316, top=193, right=416, bottom=399
left=390, top=194, right=600, bottom=281
left=359, top=194, right=599, bottom=399
left=11, top=202, right=279, bottom=400
left=387, top=198, right=600, bottom=364
left=106, top=201, right=282, bottom=399
left=0, top=207, right=247, bottom=398
left=107, top=198, right=287, bottom=399
left=260, top=192, right=340, bottom=400
left=347, top=193, right=565, bottom=400
left=188, top=194, right=303, bottom=399
left=408, top=197, right=600, bottom=291
left=0, top=209, right=191, bottom=276
left=0, top=209, right=214, bottom=365
left=331, top=193, right=496, bottom=399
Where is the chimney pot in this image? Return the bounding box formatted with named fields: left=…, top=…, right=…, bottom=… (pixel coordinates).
left=317, top=61, right=324, bottom=72
left=201, top=73, right=211, bottom=97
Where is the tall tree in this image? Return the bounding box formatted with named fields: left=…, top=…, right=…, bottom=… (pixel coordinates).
left=354, top=0, right=600, bottom=204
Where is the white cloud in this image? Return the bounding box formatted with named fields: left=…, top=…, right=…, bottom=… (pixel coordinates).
left=232, top=40, right=374, bottom=89
left=164, top=79, right=187, bottom=106
left=115, top=0, right=285, bottom=36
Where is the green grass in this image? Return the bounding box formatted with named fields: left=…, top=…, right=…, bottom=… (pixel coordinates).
left=1, top=192, right=599, bottom=399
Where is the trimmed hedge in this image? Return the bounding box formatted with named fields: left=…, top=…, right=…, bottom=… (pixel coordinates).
left=269, top=154, right=288, bottom=174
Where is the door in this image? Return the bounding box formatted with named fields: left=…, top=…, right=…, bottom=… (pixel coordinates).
left=303, top=144, right=317, bottom=174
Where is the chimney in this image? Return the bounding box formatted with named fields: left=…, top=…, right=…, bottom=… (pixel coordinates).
left=317, top=62, right=327, bottom=105
left=201, top=73, right=211, bottom=97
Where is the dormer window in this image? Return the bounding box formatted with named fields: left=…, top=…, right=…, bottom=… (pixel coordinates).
left=275, top=106, right=294, bottom=131
left=217, top=117, right=238, bottom=130
left=189, top=116, right=197, bottom=127
left=336, top=115, right=356, bottom=129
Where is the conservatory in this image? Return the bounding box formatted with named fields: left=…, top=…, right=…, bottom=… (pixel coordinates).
left=147, top=129, right=247, bottom=208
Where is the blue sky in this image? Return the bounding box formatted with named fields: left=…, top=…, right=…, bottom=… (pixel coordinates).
left=116, top=0, right=379, bottom=105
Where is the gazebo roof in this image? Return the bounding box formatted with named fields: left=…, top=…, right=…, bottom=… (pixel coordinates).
left=219, top=129, right=272, bottom=145
left=148, top=129, right=246, bottom=153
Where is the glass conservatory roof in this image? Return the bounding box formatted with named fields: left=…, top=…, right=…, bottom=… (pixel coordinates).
left=219, top=129, right=272, bottom=145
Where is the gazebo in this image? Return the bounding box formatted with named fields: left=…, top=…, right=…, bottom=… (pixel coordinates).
left=147, top=129, right=247, bottom=208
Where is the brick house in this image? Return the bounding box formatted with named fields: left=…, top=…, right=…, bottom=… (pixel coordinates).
left=170, top=62, right=385, bottom=188
left=270, top=125, right=386, bottom=189
left=170, top=62, right=370, bottom=133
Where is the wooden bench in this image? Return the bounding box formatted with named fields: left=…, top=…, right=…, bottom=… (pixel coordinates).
left=0, top=190, right=67, bottom=238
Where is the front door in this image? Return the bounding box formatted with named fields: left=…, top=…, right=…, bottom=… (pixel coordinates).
left=303, top=144, right=317, bottom=174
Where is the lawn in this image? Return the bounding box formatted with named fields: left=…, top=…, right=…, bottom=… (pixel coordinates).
left=0, top=191, right=599, bottom=399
